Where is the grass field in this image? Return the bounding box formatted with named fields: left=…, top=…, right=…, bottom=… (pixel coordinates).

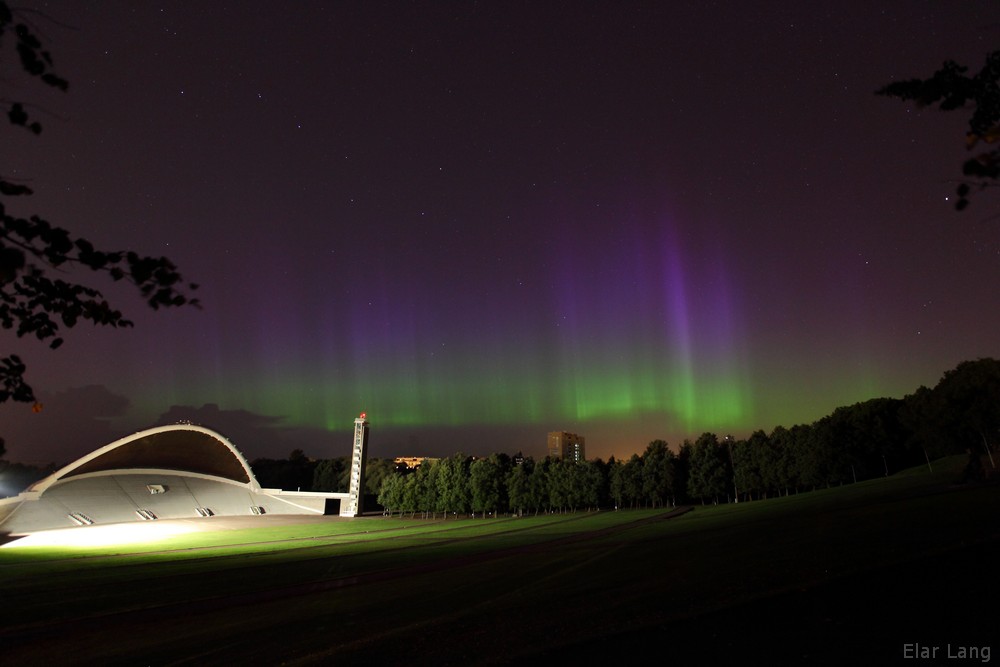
left=1, top=455, right=997, bottom=666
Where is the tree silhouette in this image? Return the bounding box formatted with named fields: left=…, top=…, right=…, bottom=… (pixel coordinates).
left=0, top=2, right=198, bottom=422
left=878, top=50, right=1000, bottom=211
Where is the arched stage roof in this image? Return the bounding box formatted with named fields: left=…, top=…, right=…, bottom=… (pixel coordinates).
left=29, top=424, right=257, bottom=493
left=0, top=424, right=348, bottom=538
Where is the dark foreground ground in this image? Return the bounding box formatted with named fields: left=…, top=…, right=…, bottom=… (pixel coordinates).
left=1, top=469, right=996, bottom=666
left=542, top=538, right=999, bottom=667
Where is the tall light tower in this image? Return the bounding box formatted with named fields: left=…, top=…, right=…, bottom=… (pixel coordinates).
left=340, top=412, right=369, bottom=517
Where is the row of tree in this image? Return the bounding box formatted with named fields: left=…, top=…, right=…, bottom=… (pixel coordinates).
left=2, top=359, right=995, bottom=505
left=378, top=453, right=606, bottom=517
left=374, top=358, right=1000, bottom=513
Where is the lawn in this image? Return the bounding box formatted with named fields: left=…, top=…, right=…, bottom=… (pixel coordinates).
left=0, top=455, right=996, bottom=666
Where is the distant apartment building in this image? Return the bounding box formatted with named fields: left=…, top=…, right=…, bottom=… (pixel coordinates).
left=547, top=431, right=586, bottom=462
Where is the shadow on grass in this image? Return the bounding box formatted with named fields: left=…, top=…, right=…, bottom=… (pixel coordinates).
left=539, top=538, right=999, bottom=666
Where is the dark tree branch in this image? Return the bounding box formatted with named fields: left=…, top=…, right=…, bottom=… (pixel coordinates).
left=0, top=0, right=199, bottom=408
left=878, top=50, right=1000, bottom=211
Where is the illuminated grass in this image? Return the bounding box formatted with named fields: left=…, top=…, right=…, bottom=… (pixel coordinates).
left=0, top=456, right=995, bottom=666
left=0, top=512, right=633, bottom=627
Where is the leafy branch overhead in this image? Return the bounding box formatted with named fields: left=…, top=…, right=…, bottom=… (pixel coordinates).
left=1, top=210, right=201, bottom=348
left=0, top=0, right=67, bottom=135
left=0, top=0, right=198, bottom=407
left=878, top=50, right=1000, bottom=211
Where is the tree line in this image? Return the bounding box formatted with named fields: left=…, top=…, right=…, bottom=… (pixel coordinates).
left=373, top=358, right=1000, bottom=514
left=4, top=359, right=994, bottom=504
left=245, top=358, right=999, bottom=513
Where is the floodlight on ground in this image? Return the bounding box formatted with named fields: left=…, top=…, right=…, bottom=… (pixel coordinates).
left=1, top=521, right=201, bottom=549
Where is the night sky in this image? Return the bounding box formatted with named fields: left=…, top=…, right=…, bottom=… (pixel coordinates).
left=3, top=1, right=999, bottom=465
